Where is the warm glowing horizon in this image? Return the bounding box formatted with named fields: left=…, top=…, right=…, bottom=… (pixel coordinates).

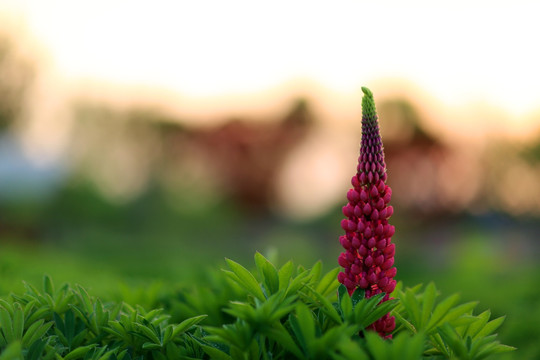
left=2, top=1, right=540, bottom=123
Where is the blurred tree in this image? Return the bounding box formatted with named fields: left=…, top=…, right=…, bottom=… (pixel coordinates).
left=378, top=99, right=433, bottom=146
left=66, top=99, right=314, bottom=214
left=0, top=31, right=35, bottom=131
left=183, top=99, right=314, bottom=212
left=482, top=137, right=540, bottom=215
left=521, top=132, right=540, bottom=164
left=68, top=102, right=166, bottom=203
left=378, top=99, right=450, bottom=216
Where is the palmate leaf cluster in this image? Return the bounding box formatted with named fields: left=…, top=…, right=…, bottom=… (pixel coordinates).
left=0, top=253, right=514, bottom=359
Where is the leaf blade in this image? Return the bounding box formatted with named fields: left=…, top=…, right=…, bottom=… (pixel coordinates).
left=225, top=259, right=265, bottom=301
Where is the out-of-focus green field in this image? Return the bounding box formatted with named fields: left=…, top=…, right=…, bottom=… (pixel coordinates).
left=1, top=186, right=538, bottom=359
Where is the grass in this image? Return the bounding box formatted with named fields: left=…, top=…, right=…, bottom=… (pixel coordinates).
left=0, top=186, right=538, bottom=358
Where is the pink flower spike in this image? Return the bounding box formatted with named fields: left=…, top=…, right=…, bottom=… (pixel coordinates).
left=337, top=87, right=396, bottom=339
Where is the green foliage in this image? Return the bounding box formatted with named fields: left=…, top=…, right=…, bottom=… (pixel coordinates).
left=0, top=276, right=206, bottom=359
left=393, top=283, right=516, bottom=360
left=0, top=255, right=514, bottom=359
left=337, top=286, right=399, bottom=330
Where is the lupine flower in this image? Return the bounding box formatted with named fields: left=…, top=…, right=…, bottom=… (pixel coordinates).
left=337, top=87, right=397, bottom=338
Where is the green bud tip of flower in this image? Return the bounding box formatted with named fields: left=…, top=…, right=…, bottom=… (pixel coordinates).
left=361, top=86, right=373, bottom=97
left=361, top=87, right=377, bottom=122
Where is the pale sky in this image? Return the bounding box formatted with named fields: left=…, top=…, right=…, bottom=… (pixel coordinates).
left=2, top=0, right=540, bottom=116
left=2, top=0, right=540, bottom=216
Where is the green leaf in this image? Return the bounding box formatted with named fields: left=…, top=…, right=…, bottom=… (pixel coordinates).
left=420, top=282, right=437, bottom=329
left=224, top=259, right=266, bottom=301
left=319, top=324, right=355, bottom=350
left=22, top=320, right=53, bottom=347
left=172, top=315, right=207, bottom=338
left=153, top=351, right=169, bottom=360
left=11, top=303, right=24, bottom=342
left=294, top=304, right=315, bottom=347
left=0, top=341, right=22, bottom=360
left=199, top=344, right=232, bottom=360
left=135, top=323, right=161, bottom=345
left=22, top=300, right=36, bottom=321
left=0, top=299, right=13, bottom=315
left=477, top=343, right=516, bottom=358
left=43, top=276, right=55, bottom=297
left=425, top=293, right=461, bottom=332
left=466, top=335, right=472, bottom=352
left=0, top=306, right=15, bottom=343
left=74, top=285, right=92, bottom=314
left=492, top=344, right=517, bottom=353
left=339, top=288, right=352, bottom=320
left=440, top=301, right=478, bottom=326
left=286, top=269, right=312, bottom=297
left=62, top=345, right=95, bottom=360
left=254, top=251, right=268, bottom=271
left=437, top=323, right=468, bottom=359
left=26, top=338, right=48, bottom=360
left=254, top=252, right=280, bottom=295
left=314, top=267, right=340, bottom=296
left=65, top=309, right=75, bottom=346
left=403, top=288, right=421, bottom=327
left=363, top=331, right=387, bottom=360
left=161, top=325, right=173, bottom=344
left=391, top=332, right=425, bottom=360
left=103, top=321, right=125, bottom=341
left=53, top=312, right=64, bottom=335
left=288, top=313, right=306, bottom=352
left=470, top=334, right=498, bottom=357
left=144, top=308, right=164, bottom=323
left=335, top=337, right=369, bottom=360
left=262, top=322, right=303, bottom=359
left=362, top=299, right=399, bottom=328
left=223, top=302, right=255, bottom=321
left=466, top=310, right=490, bottom=338
left=278, top=261, right=294, bottom=291
left=142, top=342, right=162, bottom=350
left=429, top=332, right=450, bottom=357
left=473, top=316, right=505, bottom=340
left=353, top=292, right=385, bottom=324
left=96, top=350, right=117, bottom=360
left=449, top=315, right=478, bottom=328
left=305, top=286, right=342, bottom=324
left=69, top=306, right=91, bottom=334
left=26, top=306, right=50, bottom=325
left=309, top=262, right=322, bottom=284
left=392, top=309, right=416, bottom=334
left=54, top=292, right=75, bottom=315
left=337, top=285, right=347, bottom=306
left=351, top=287, right=365, bottom=308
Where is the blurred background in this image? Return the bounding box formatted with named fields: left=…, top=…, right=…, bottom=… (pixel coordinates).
left=0, top=1, right=539, bottom=358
